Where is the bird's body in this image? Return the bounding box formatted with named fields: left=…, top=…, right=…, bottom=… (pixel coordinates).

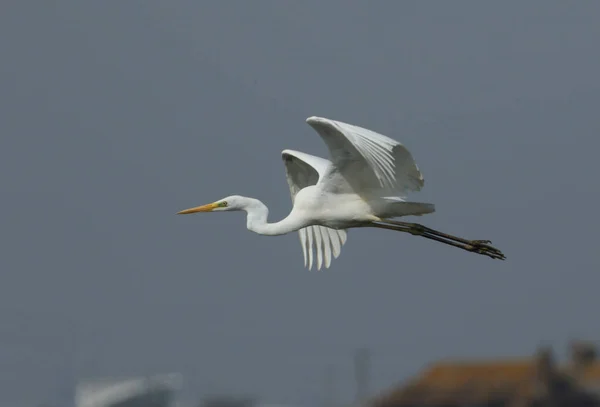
left=287, top=184, right=375, bottom=227
left=279, top=182, right=433, bottom=230
left=178, top=116, right=505, bottom=269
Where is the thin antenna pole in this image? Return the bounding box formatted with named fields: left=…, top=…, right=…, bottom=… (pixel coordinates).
left=354, top=348, right=370, bottom=405
left=323, top=365, right=336, bottom=407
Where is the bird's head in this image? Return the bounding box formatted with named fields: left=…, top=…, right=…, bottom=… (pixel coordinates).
left=176, top=195, right=246, bottom=215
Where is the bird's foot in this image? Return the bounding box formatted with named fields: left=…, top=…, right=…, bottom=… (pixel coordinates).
left=466, top=240, right=506, bottom=260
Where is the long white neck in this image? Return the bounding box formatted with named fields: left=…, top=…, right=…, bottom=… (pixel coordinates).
left=241, top=197, right=305, bottom=236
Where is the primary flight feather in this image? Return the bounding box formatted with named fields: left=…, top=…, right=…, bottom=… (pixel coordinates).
left=178, top=116, right=505, bottom=270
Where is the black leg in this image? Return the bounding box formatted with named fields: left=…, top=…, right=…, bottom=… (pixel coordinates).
left=371, top=220, right=506, bottom=260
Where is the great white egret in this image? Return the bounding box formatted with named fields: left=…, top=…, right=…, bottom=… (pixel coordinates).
left=178, top=116, right=505, bottom=270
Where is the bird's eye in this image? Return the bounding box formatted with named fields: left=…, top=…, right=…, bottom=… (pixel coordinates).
left=219, top=201, right=227, bottom=207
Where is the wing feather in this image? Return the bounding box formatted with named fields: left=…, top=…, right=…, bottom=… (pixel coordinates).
left=307, top=226, right=314, bottom=270
left=320, top=226, right=333, bottom=269
left=298, top=228, right=308, bottom=267
left=301, top=225, right=348, bottom=271
left=327, top=228, right=341, bottom=259
left=305, top=116, right=424, bottom=198
left=314, top=226, right=324, bottom=271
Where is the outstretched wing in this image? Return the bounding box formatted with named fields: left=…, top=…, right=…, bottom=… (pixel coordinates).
left=305, top=116, right=424, bottom=198
left=281, top=149, right=328, bottom=202
left=281, top=150, right=348, bottom=271
left=298, top=226, right=347, bottom=271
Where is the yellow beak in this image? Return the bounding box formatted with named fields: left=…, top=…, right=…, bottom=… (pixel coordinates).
left=177, top=203, right=218, bottom=214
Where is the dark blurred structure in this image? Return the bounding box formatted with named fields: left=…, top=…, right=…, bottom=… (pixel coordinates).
left=371, top=340, right=600, bottom=407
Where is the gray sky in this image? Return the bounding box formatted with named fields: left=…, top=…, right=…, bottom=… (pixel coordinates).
left=1, top=1, right=600, bottom=406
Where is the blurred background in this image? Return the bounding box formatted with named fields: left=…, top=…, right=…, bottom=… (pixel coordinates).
left=1, top=1, right=600, bottom=406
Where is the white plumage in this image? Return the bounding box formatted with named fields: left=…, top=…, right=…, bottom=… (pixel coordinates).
left=280, top=117, right=427, bottom=270
left=178, top=116, right=505, bottom=269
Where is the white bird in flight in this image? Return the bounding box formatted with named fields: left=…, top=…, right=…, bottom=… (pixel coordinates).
left=178, top=116, right=505, bottom=270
